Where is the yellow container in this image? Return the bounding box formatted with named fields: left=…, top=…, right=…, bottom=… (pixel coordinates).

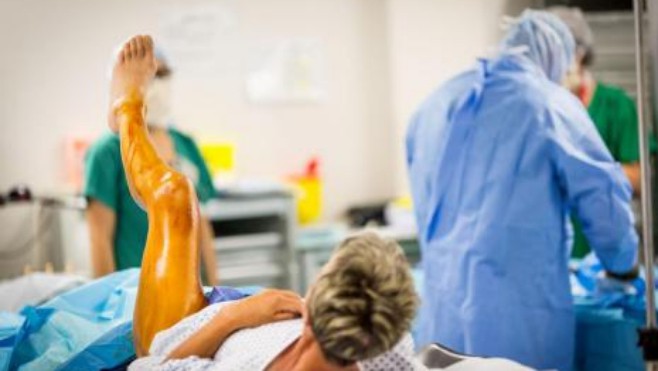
left=200, top=143, right=235, bottom=176
left=292, top=177, right=322, bottom=225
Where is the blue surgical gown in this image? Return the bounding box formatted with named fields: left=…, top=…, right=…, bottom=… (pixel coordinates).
left=406, top=54, right=637, bottom=371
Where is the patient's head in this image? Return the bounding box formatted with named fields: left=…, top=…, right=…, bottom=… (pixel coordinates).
left=306, top=233, right=419, bottom=366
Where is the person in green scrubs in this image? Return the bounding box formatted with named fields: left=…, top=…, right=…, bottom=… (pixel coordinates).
left=84, top=48, right=219, bottom=284
left=552, top=7, right=642, bottom=258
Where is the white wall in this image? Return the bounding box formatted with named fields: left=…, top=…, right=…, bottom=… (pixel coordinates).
left=0, top=0, right=395, bottom=220
left=0, top=0, right=532, bottom=221
left=385, top=0, right=533, bottom=193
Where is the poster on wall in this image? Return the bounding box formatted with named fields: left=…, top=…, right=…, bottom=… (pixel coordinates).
left=157, top=0, right=239, bottom=77
left=245, top=39, right=327, bottom=104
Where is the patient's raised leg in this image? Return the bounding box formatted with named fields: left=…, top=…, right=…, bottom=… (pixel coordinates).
left=108, top=35, right=207, bottom=357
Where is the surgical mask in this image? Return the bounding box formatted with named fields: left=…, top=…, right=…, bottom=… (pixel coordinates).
left=561, top=60, right=583, bottom=94
left=145, top=78, right=173, bottom=126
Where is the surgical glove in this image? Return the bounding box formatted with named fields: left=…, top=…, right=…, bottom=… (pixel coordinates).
left=595, top=272, right=644, bottom=296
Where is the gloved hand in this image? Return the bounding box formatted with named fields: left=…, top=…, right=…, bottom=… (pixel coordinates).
left=595, top=271, right=644, bottom=297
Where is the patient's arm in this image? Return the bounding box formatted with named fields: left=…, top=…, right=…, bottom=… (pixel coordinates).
left=168, top=289, right=303, bottom=360
left=166, top=304, right=243, bottom=360
left=109, top=35, right=206, bottom=356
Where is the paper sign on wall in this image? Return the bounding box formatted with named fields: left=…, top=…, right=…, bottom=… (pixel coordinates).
left=158, top=0, right=239, bottom=74
left=246, top=39, right=327, bottom=103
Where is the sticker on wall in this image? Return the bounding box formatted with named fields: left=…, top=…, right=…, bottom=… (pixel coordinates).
left=246, top=39, right=327, bottom=103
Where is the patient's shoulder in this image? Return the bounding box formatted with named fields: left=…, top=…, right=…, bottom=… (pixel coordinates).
left=360, top=333, right=426, bottom=371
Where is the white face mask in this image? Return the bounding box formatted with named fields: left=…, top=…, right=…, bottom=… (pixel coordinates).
left=561, top=58, right=583, bottom=94
left=145, top=78, right=173, bottom=126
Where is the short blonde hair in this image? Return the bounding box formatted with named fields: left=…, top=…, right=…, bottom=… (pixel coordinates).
left=307, top=233, right=419, bottom=365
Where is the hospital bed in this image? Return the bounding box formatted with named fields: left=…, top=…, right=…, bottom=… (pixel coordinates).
left=417, top=344, right=533, bottom=370
left=417, top=343, right=471, bottom=369
left=0, top=269, right=534, bottom=371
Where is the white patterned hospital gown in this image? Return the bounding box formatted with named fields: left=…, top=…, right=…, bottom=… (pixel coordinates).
left=129, top=301, right=426, bottom=371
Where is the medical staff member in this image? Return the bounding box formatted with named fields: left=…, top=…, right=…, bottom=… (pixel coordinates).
left=84, top=48, right=219, bottom=285
left=406, top=10, right=637, bottom=371
left=552, top=6, right=646, bottom=258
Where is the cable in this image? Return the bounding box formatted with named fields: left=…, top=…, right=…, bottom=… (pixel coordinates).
left=0, top=203, right=57, bottom=261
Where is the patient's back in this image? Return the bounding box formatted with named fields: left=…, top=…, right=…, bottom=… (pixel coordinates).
left=129, top=301, right=421, bottom=371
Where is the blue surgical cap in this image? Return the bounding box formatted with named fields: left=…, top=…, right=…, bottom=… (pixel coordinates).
left=154, top=45, right=169, bottom=66
left=500, top=9, right=576, bottom=83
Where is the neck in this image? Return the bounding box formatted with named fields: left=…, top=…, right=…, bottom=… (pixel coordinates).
left=270, top=331, right=313, bottom=370
left=270, top=328, right=338, bottom=371
left=147, top=124, right=166, bottom=133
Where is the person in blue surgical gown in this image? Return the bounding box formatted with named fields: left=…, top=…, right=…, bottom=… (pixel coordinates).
left=406, top=10, right=638, bottom=371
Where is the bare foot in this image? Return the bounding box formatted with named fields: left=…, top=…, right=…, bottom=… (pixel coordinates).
left=108, top=35, right=157, bottom=132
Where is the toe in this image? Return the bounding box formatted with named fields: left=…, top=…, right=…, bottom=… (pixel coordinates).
left=134, top=36, right=146, bottom=58
left=144, top=35, right=154, bottom=53
left=129, top=38, right=139, bottom=59
left=140, top=35, right=153, bottom=58
left=118, top=42, right=129, bottom=63
left=123, top=40, right=133, bottom=60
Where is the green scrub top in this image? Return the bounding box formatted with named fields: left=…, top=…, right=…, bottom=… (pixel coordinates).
left=84, top=128, right=216, bottom=270
left=571, top=82, right=640, bottom=258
